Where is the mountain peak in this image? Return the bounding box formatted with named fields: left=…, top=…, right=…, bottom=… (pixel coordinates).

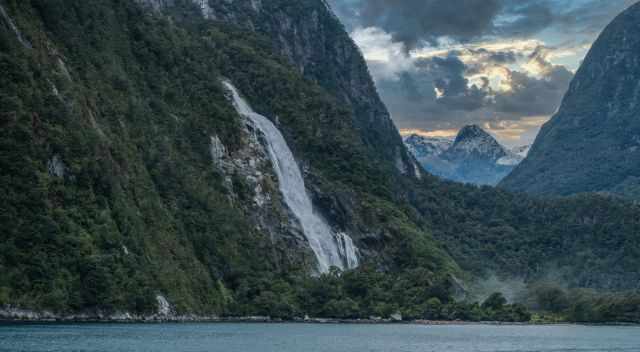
left=403, top=127, right=525, bottom=186
left=454, top=125, right=489, bottom=142
left=447, top=125, right=507, bottom=161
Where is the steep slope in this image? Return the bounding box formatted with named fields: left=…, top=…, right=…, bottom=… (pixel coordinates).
left=0, top=0, right=454, bottom=316
left=174, top=0, right=418, bottom=177
left=404, top=125, right=523, bottom=185
left=500, top=3, right=640, bottom=198
left=410, top=178, right=640, bottom=291
left=2, top=0, right=640, bottom=322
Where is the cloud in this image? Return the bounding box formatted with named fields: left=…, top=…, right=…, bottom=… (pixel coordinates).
left=483, top=116, right=551, bottom=144
left=353, top=0, right=502, bottom=49
left=399, top=128, right=459, bottom=138
left=496, top=1, right=555, bottom=38
left=362, top=35, right=573, bottom=145
left=331, top=0, right=638, bottom=50
left=328, top=0, right=637, bottom=145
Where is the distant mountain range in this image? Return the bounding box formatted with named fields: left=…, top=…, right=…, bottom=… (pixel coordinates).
left=404, top=125, right=530, bottom=185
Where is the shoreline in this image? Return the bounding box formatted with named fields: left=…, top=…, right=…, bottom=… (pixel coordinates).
left=1, top=317, right=637, bottom=327
left=2, top=306, right=637, bottom=326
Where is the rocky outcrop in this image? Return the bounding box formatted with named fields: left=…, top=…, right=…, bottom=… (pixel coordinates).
left=211, top=104, right=317, bottom=269
left=500, top=3, right=640, bottom=198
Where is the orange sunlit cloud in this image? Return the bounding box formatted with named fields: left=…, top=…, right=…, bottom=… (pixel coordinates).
left=399, top=128, right=459, bottom=138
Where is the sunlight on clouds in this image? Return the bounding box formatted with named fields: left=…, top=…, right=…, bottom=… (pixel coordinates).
left=400, top=128, right=458, bottom=138
left=400, top=116, right=550, bottom=146
left=412, top=39, right=543, bottom=61
left=483, top=116, right=550, bottom=144
left=349, top=27, right=573, bottom=147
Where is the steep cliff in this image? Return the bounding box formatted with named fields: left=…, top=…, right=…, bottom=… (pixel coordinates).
left=0, top=0, right=452, bottom=316
left=500, top=3, right=640, bottom=199
left=139, top=0, right=416, bottom=176
left=3, top=0, right=640, bottom=321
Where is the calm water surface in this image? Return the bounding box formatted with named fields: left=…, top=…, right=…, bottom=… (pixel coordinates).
left=1, top=323, right=639, bottom=352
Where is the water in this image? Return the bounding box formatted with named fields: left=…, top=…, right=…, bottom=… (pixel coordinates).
left=0, top=4, right=32, bottom=49
left=2, top=323, right=639, bottom=352
left=222, top=81, right=358, bottom=273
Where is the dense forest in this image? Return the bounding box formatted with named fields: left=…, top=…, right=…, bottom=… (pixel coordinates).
left=0, top=0, right=456, bottom=316
left=0, top=0, right=639, bottom=324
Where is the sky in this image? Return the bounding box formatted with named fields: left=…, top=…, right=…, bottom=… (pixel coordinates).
left=327, top=0, right=638, bottom=147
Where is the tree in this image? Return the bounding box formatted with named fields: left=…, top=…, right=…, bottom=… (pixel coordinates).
left=482, top=292, right=507, bottom=310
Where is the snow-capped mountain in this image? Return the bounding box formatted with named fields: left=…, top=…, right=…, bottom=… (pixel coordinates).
left=403, top=134, right=452, bottom=159
left=404, top=125, right=529, bottom=185
left=444, top=125, right=508, bottom=162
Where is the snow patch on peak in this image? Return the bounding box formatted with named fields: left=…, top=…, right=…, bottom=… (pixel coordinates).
left=403, top=126, right=529, bottom=186
left=403, top=134, right=452, bottom=159
left=497, top=145, right=530, bottom=166
left=447, top=125, right=507, bottom=161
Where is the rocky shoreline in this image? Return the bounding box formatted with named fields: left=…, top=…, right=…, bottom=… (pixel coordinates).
left=0, top=306, right=518, bottom=324
left=0, top=307, right=545, bottom=325
left=3, top=306, right=637, bottom=326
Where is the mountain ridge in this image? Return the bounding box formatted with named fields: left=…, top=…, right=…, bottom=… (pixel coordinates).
left=500, top=2, right=640, bottom=199
left=2, top=0, right=640, bottom=323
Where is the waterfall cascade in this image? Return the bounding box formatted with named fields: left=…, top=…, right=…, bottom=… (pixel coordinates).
left=223, top=81, right=359, bottom=273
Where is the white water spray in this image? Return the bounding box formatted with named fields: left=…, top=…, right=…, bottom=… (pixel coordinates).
left=223, top=81, right=359, bottom=273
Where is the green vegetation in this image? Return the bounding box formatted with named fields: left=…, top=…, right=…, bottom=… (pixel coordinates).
left=0, top=0, right=456, bottom=317
left=227, top=267, right=530, bottom=322
left=499, top=3, right=640, bottom=201
left=525, top=283, right=640, bottom=324
left=0, top=0, right=639, bottom=325
left=410, top=179, right=640, bottom=292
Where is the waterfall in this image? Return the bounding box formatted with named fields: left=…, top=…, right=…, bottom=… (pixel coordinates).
left=222, top=81, right=359, bottom=273
left=0, top=4, right=32, bottom=49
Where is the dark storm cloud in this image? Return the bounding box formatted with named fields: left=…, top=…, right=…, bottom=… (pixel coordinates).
left=494, top=68, right=573, bottom=116
left=553, top=0, right=639, bottom=36
left=497, top=1, right=555, bottom=37
left=329, top=0, right=638, bottom=50
left=327, top=0, right=638, bottom=142
left=372, top=47, right=572, bottom=130
left=422, top=56, right=491, bottom=111
left=337, top=0, right=503, bottom=49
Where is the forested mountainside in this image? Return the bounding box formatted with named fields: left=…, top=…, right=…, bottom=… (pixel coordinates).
left=411, top=178, right=640, bottom=291
left=501, top=3, right=640, bottom=199
left=1, top=0, right=639, bottom=323
left=0, top=0, right=454, bottom=317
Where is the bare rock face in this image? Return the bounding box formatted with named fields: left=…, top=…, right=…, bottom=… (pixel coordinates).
left=210, top=113, right=317, bottom=269
left=501, top=3, right=640, bottom=199
left=138, top=0, right=418, bottom=178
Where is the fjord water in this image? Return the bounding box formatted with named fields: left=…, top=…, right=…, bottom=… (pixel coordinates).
left=2, top=323, right=639, bottom=352
left=222, top=81, right=358, bottom=272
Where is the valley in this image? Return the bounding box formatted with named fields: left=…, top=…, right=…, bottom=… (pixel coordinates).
left=0, top=0, right=639, bottom=327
